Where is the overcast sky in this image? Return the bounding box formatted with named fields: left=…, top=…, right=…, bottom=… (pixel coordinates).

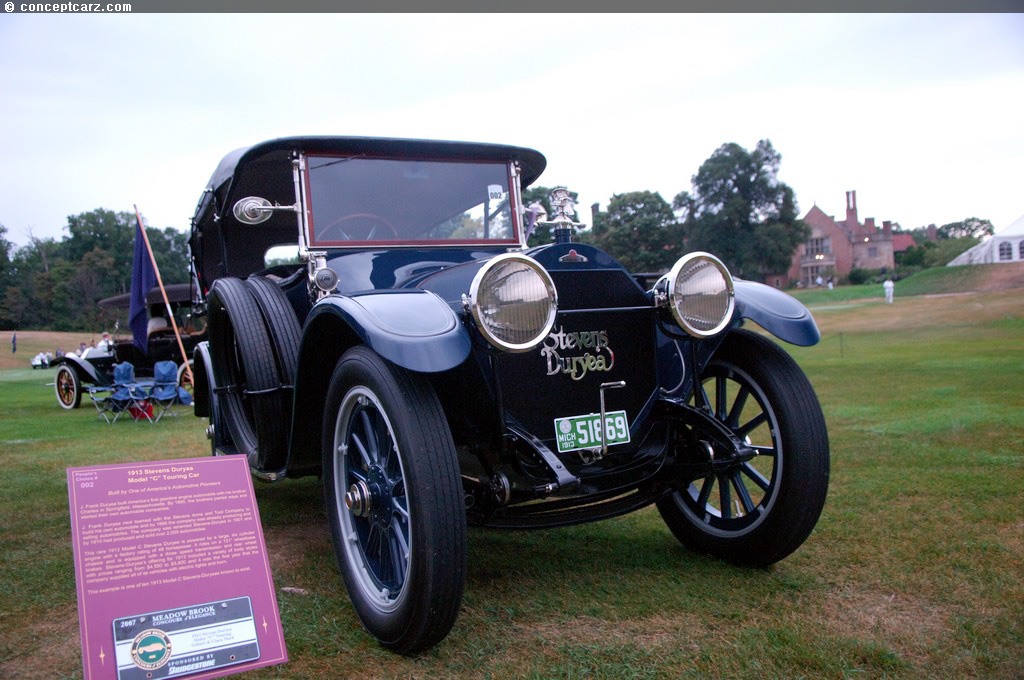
left=1, top=13, right=1022, bottom=250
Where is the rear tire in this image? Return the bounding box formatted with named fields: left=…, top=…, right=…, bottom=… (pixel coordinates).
left=657, top=329, right=829, bottom=567
left=207, top=277, right=289, bottom=471
left=323, top=347, right=466, bottom=654
left=177, top=360, right=195, bottom=397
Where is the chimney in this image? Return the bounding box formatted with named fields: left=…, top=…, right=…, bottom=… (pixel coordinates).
left=883, top=220, right=892, bottom=238
left=846, top=190, right=858, bottom=225
left=927, top=224, right=937, bottom=241
left=591, top=202, right=600, bottom=224
left=865, top=217, right=875, bottom=231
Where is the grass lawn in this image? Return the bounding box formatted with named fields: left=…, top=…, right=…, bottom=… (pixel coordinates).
left=1, top=276, right=1022, bottom=678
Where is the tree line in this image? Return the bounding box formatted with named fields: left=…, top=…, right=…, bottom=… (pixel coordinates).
left=0, top=210, right=189, bottom=332
left=0, top=140, right=989, bottom=332
left=529, top=139, right=989, bottom=281
left=527, top=139, right=809, bottom=277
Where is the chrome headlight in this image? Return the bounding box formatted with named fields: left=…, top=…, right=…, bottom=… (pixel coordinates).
left=466, top=253, right=557, bottom=352
left=659, top=252, right=735, bottom=337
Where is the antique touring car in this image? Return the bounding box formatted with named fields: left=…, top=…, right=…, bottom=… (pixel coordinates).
left=52, top=283, right=203, bottom=410
left=189, top=136, right=830, bottom=653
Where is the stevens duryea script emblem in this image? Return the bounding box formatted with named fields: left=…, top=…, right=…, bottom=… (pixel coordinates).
left=541, top=326, right=615, bottom=380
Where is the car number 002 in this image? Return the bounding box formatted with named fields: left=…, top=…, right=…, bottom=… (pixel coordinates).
left=554, top=411, right=630, bottom=453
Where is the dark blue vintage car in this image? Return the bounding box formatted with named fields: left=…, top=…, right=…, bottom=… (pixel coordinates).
left=189, top=136, right=829, bottom=654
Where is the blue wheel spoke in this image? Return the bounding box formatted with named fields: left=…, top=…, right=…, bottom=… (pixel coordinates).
left=715, top=375, right=729, bottom=420
left=392, top=492, right=409, bottom=521
left=358, top=409, right=379, bottom=462
left=718, top=475, right=732, bottom=518
left=737, top=411, right=768, bottom=438
left=348, top=467, right=368, bottom=485
left=377, top=529, right=392, bottom=587
left=726, top=385, right=750, bottom=430
left=694, top=382, right=711, bottom=411
left=695, top=475, right=713, bottom=510
left=350, top=432, right=373, bottom=470
left=389, top=514, right=409, bottom=581
left=365, top=523, right=382, bottom=570
left=731, top=471, right=757, bottom=514
left=740, top=461, right=771, bottom=492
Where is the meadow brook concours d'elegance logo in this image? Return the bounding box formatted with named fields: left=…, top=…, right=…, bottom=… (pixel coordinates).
left=130, top=629, right=172, bottom=670
left=540, top=326, right=615, bottom=381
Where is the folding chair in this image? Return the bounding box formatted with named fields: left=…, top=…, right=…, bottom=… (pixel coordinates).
left=93, top=362, right=152, bottom=424
left=148, top=360, right=181, bottom=422
left=87, top=384, right=117, bottom=423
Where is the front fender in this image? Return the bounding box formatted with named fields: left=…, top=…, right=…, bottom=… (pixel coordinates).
left=286, top=289, right=471, bottom=478
left=52, top=354, right=111, bottom=385
left=733, top=280, right=820, bottom=346
left=306, top=289, right=471, bottom=373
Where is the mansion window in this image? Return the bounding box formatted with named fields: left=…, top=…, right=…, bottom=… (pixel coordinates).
left=806, top=237, right=831, bottom=256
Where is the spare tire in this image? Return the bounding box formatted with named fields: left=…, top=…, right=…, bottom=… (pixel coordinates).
left=207, top=277, right=289, bottom=472
left=245, top=276, right=302, bottom=386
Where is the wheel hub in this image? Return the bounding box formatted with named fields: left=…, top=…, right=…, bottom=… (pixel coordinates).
left=344, top=480, right=373, bottom=517
left=345, top=465, right=392, bottom=526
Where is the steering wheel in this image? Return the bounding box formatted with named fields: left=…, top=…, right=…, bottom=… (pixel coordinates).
left=317, top=213, right=399, bottom=242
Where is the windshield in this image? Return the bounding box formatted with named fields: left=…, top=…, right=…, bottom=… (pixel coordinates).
left=306, top=155, right=518, bottom=247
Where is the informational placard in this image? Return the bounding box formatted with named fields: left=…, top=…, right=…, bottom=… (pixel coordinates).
left=67, top=456, right=287, bottom=680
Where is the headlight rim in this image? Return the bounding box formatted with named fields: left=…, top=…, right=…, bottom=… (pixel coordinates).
left=467, top=252, right=558, bottom=353
left=661, top=251, right=736, bottom=338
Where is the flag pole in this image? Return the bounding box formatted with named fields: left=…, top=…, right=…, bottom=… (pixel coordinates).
left=134, top=205, right=195, bottom=389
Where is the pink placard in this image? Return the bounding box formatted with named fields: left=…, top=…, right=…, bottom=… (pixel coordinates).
left=67, top=456, right=288, bottom=679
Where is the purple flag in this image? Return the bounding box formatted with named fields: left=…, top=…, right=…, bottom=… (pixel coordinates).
left=128, top=219, right=157, bottom=353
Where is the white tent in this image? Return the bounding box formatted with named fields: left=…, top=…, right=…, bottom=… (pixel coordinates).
left=948, top=214, right=1024, bottom=266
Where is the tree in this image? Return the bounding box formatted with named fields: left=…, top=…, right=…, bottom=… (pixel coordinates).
left=0, top=225, right=14, bottom=328
left=898, top=217, right=993, bottom=270
left=0, top=210, right=190, bottom=331
left=675, top=140, right=808, bottom=280
left=1, top=236, right=63, bottom=330
left=591, top=191, right=681, bottom=272
left=147, top=226, right=190, bottom=286
left=64, top=209, right=138, bottom=297
left=936, top=217, right=994, bottom=240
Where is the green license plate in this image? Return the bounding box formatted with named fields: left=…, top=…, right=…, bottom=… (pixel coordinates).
left=553, top=411, right=631, bottom=453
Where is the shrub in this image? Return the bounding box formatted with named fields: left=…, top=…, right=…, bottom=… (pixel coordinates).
left=847, top=268, right=872, bottom=285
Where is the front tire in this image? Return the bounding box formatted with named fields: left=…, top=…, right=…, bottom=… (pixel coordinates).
left=657, top=329, right=829, bottom=567
left=322, top=347, right=466, bottom=654
left=55, top=364, right=82, bottom=409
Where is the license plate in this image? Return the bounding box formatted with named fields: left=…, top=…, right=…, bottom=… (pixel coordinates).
left=553, top=411, right=631, bottom=453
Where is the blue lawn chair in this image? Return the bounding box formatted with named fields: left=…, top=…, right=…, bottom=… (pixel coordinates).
left=149, top=360, right=184, bottom=422
left=89, top=362, right=151, bottom=423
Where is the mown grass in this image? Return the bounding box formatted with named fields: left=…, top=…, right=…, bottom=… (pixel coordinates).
left=1, top=282, right=1022, bottom=678
left=788, top=262, right=1024, bottom=306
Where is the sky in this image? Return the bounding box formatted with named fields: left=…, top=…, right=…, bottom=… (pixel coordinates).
left=1, top=13, right=1023, bottom=250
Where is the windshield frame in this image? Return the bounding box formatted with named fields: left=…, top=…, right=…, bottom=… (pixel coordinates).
left=301, top=153, right=524, bottom=249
